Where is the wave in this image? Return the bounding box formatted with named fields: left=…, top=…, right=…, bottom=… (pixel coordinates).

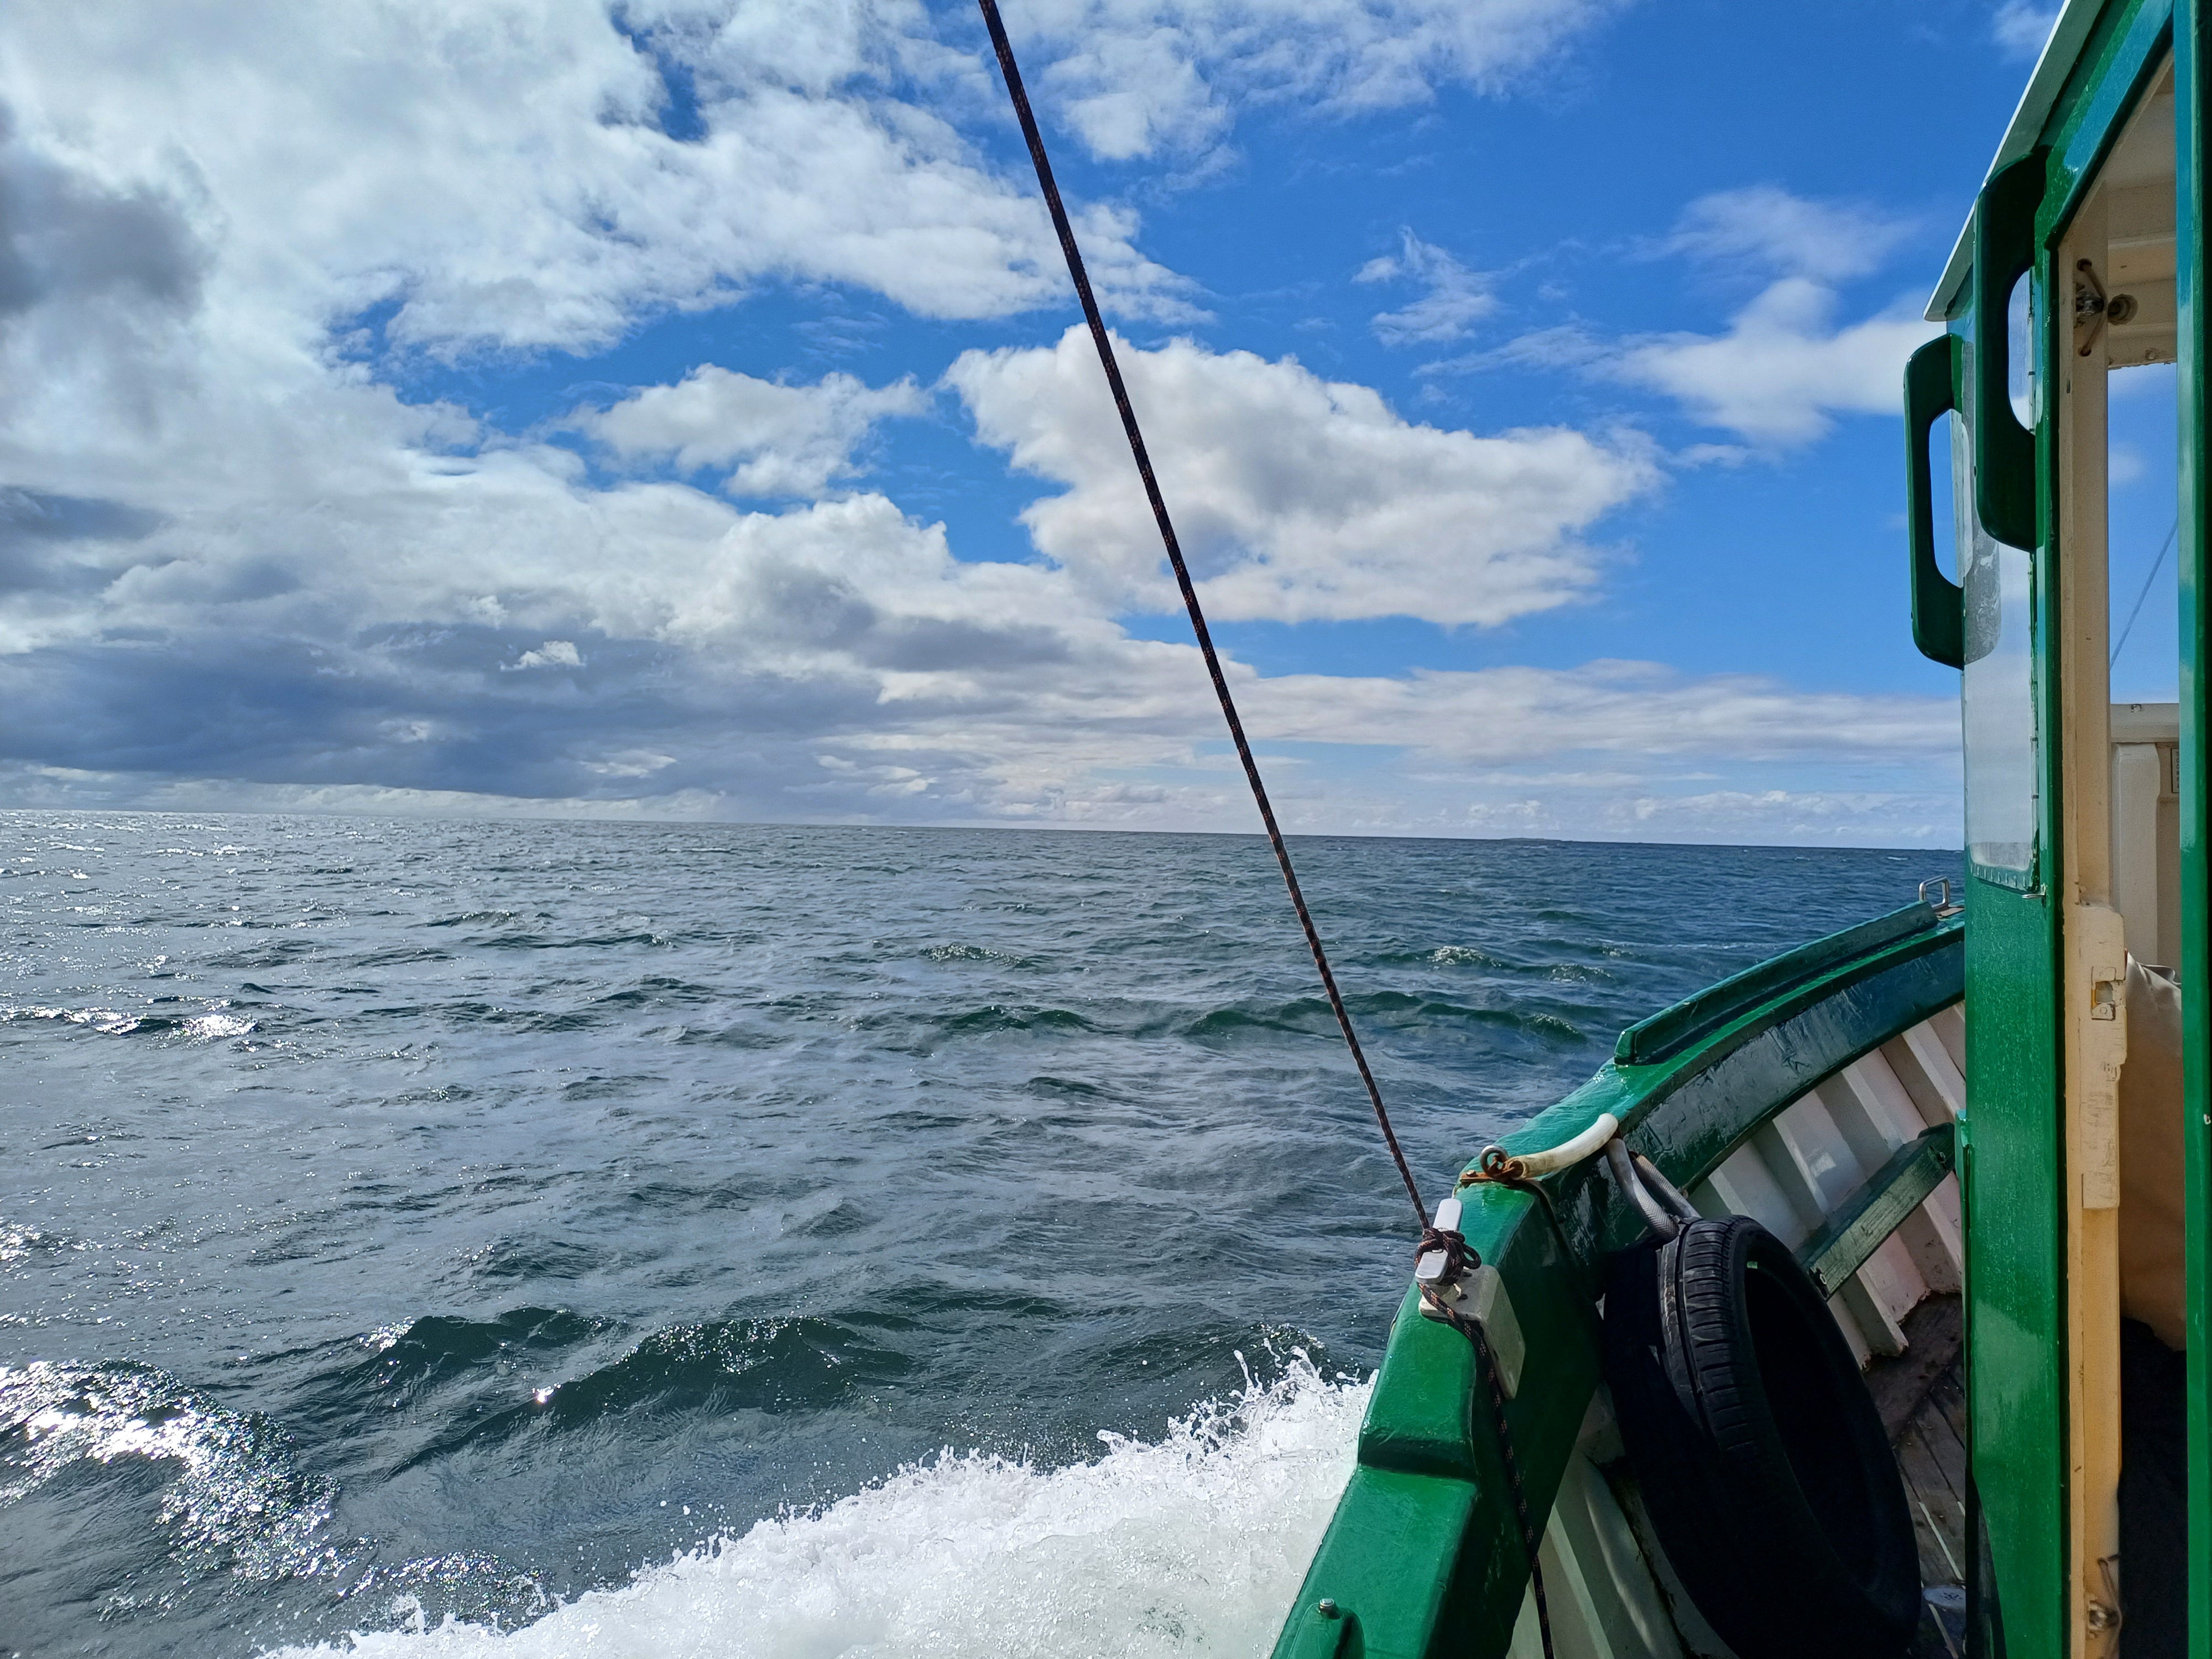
left=345, top=1308, right=609, bottom=1399
left=936, top=1005, right=1095, bottom=1036
left=592, top=976, right=720, bottom=1009
left=0, top=1360, right=337, bottom=1582
left=1426, top=944, right=1509, bottom=968
left=475, top=930, right=672, bottom=951
left=1185, top=994, right=1582, bottom=1044
left=262, top=1350, right=1364, bottom=1658
left=920, top=943, right=1037, bottom=968
left=335, top=1313, right=917, bottom=1477
left=0, top=1003, right=254, bottom=1040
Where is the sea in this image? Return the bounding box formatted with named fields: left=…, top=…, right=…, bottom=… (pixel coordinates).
left=0, top=810, right=1958, bottom=1657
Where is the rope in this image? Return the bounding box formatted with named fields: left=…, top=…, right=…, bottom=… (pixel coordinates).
left=973, top=15, right=1548, bottom=1650
left=2111, top=514, right=2179, bottom=667
left=1417, top=1232, right=1556, bottom=1659
left=973, top=0, right=1424, bottom=1232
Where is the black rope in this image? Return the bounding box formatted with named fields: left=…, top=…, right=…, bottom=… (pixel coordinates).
left=975, top=18, right=1551, bottom=1649
left=973, top=0, right=1425, bottom=1232
left=1418, top=1237, right=1556, bottom=1659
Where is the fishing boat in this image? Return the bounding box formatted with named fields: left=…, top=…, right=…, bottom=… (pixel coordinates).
left=971, top=1, right=2201, bottom=1653
left=1262, top=6, right=2201, bottom=1656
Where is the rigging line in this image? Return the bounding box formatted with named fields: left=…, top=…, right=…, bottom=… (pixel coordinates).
left=2111, top=515, right=2180, bottom=668
left=973, top=0, right=1426, bottom=1233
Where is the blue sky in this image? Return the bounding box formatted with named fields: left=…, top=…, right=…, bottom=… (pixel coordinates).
left=0, top=1, right=2120, bottom=843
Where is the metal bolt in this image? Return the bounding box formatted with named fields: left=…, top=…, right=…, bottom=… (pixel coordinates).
left=1317, top=1599, right=1339, bottom=1620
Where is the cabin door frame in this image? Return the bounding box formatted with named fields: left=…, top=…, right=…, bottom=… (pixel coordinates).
left=1957, top=9, right=2182, bottom=1656
left=2174, top=7, right=2212, bottom=1654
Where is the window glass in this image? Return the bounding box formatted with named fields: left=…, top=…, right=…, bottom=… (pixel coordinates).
left=2108, top=362, right=2179, bottom=703
left=1957, top=367, right=2038, bottom=883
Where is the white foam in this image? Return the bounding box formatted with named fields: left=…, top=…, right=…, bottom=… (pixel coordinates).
left=183, top=1010, right=255, bottom=1040
left=0, top=1001, right=254, bottom=1039
left=270, top=1352, right=1366, bottom=1659
left=1, top=1361, right=339, bottom=1580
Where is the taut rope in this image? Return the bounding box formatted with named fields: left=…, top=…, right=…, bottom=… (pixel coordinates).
left=972, top=0, right=1424, bottom=1233
left=972, top=9, right=1552, bottom=1653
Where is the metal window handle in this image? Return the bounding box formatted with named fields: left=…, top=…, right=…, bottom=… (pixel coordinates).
left=1903, top=334, right=1966, bottom=669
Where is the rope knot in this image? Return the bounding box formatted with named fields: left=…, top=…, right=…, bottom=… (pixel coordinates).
left=1415, top=1224, right=1475, bottom=1284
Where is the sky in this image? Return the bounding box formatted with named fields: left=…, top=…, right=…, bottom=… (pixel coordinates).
left=0, top=1, right=2138, bottom=846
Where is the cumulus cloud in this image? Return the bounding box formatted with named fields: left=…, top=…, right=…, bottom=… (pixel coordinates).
left=0, top=1, right=1193, bottom=362
left=1016, top=0, right=1628, bottom=160
left=1488, top=189, right=1937, bottom=447
left=1357, top=230, right=1496, bottom=345
left=1453, top=786, right=1958, bottom=845
left=1656, top=186, right=1916, bottom=283
left=1608, top=278, right=1939, bottom=446
left=0, top=109, right=203, bottom=322
left=510, top=640, right=583, bottom=670
left=573, top=367, right=928, bottom=498
left=0, top=369, right=1955, bottom=838
left=948, top=327, right=1658, bottom=624
left=0, top=4, right=1957, bottom=845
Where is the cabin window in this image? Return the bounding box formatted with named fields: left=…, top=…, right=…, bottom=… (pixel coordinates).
left=1958, top=378, right=2038, bottom=881
left=2008, top=271, right=2038, bottom=427
left=2109, top=363, right=2178, bottom=705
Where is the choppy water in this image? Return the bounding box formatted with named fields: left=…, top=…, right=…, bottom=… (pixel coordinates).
left=0, top=812, right=1957, bottom=1656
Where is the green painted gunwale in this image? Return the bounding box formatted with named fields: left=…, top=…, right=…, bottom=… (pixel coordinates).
left=1271, top=906, right=1963, bottom=1659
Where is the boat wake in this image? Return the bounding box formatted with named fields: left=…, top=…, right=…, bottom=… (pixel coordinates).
left=265, top=1349, right=1366, bottom=1658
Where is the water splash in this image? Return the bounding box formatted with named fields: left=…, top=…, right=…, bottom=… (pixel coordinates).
left=265, top=1351, right=1365, bottom=1658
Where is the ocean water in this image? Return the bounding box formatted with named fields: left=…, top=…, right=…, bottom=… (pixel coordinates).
left=0, top=811, right=1958, bottom=1657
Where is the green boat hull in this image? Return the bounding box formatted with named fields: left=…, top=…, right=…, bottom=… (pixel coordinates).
left=1275, top=904, right=1965, bottom=1659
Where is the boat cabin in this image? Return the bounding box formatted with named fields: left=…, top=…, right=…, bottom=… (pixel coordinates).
left=1911, top=4, right=2199, bottom=1652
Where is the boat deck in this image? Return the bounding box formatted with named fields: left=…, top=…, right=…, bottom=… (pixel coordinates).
left=1866, top=1295, right=1968, bottom=1656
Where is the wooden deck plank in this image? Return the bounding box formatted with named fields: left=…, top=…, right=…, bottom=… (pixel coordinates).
left=1863, top=1288, right=1969, bottom=1657
left=1896, top=1418, right=1967, bottom=1586
left=1865, top=1293, right=1964, bottom=1437
left=1909, top=1388, right=1964, bottom=1493
left=1928, top=1374, right=1969, bottom=1452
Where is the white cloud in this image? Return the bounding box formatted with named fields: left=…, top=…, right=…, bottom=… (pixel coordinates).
left=0, top=1, right=1194, bottom=365
left=0, top=3, right=1955, bottom=847
left=1247, top=660, right=1955, bottom=766
left=1992, top=2, right=2061, bottom=61
left=1358, top=230, right=1496, bottom=346
left=948, top=327, right=1658, bottom=625
left=1446, top=188, right=1933, bottom=447
left=573, top=368, right=928, bottom=498
left=1453, top=188, right=1940, bottom=446
left=1658, top=186, right=1916, bottom=282
left=754, top=652, right=1959, bottom=840
left=1606, top=278, right=1939, bottom=446
left=1014, top=0, right=1627, bottom=160
left=511, top=640, right=583, bottom=670
left=0, top=316, right=1953, bottom=838
left=0, top=0, right=1634, bottom=354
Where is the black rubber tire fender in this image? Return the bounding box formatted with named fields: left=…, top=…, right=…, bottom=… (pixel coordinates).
left=1602, top=1215, right=1919, bottom=1659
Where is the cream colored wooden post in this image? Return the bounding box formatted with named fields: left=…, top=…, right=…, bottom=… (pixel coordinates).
left=2057, top=185, right=2126, bottom=1659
